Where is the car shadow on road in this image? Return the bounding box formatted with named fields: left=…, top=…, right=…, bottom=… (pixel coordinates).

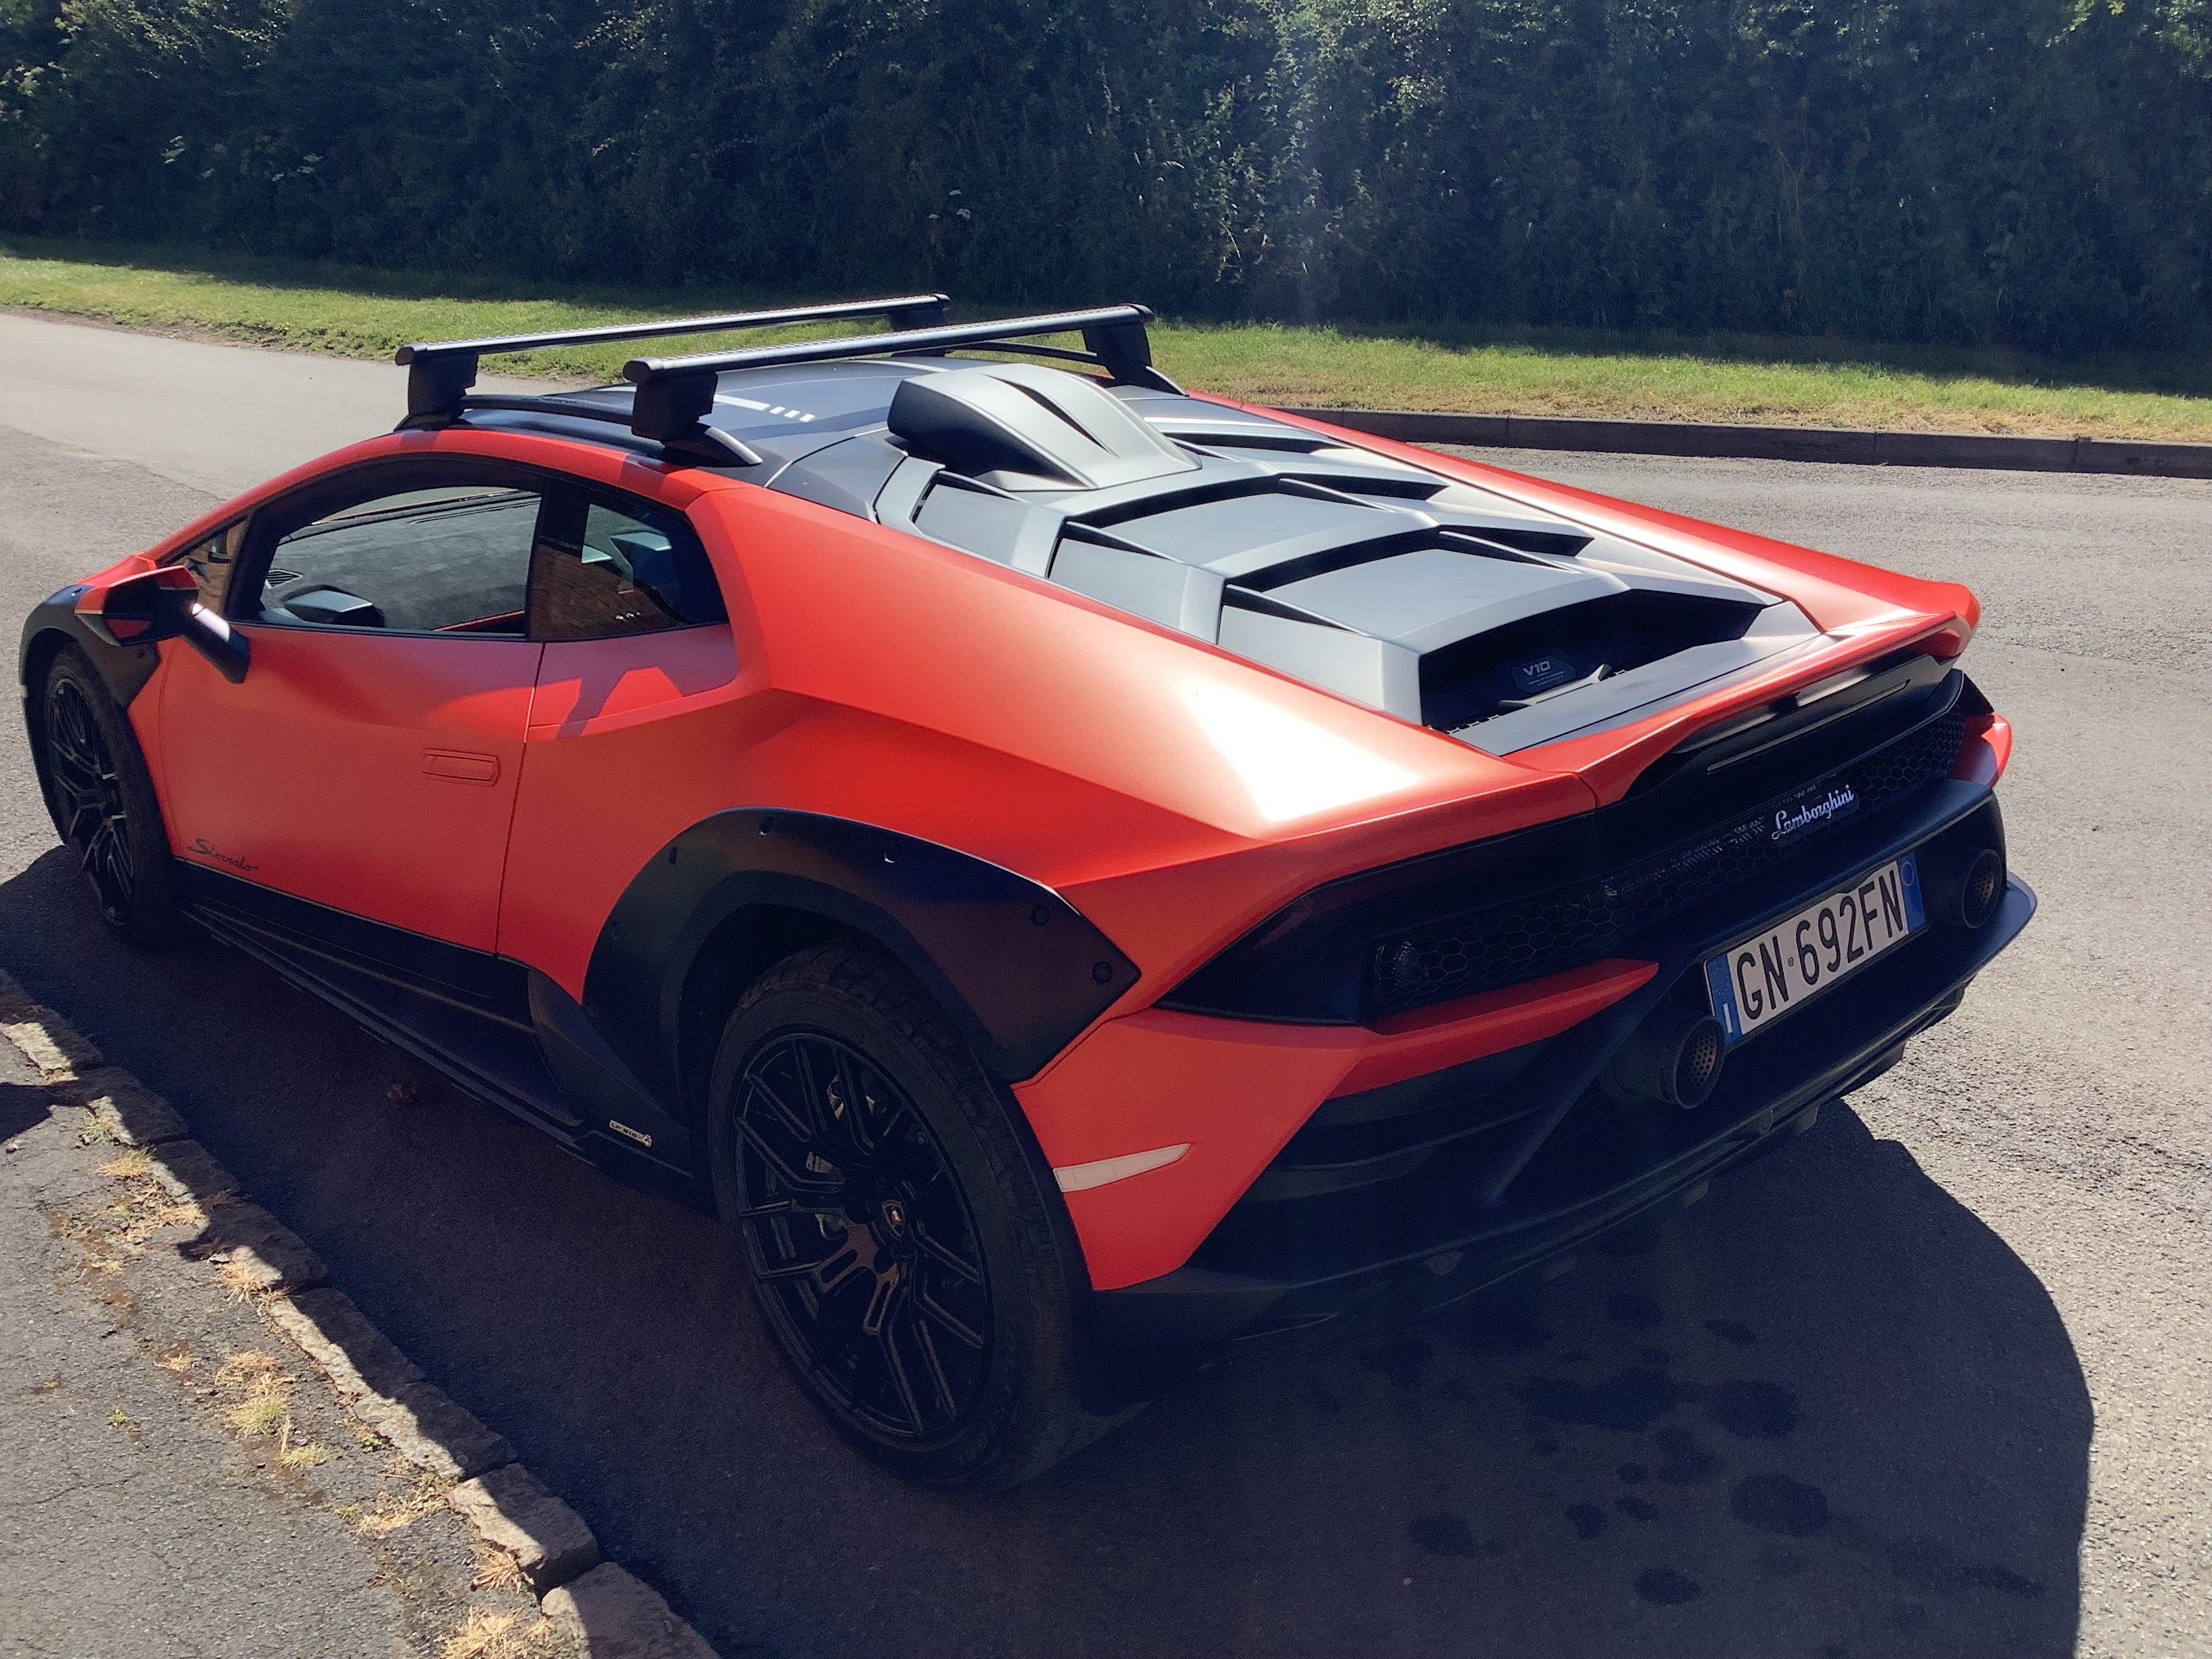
left=0, top=847, right=2088, bottom=1659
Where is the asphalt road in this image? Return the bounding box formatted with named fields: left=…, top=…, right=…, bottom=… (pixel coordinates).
left=2, top=311, right=2207, bottom=1658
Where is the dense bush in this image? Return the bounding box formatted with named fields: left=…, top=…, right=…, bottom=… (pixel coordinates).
left=3, top=0, right=2209, bottom=352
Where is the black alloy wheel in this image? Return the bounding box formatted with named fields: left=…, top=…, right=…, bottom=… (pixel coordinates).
left=732, top=1030, right=992, bottom=1441
left=39, top=647, right=180, bottom=946
left=45, top=673, right=137, bottom=924
left=709, top=941, right=1114, bottom=1487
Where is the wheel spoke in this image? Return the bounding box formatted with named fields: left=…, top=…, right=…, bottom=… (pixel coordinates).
left=830, top=1048, right=878, bottom=1157
left=907, top=1301, right=960, bottom=1414
left=745, top=1070, right=816, bottom=1145
left=790, top=1039, right=836, bottom=1144
left=876, top=1317, right=928, bottom=1437
left=918, top=1290, right=985, bottom=1350
left=733, top=1028, right=988, bottom=1441
left=860, top=1261, right=901, bottom=1337
left=88, top=820, right=134, bottom=909
left=813, top=1241, right=874, bottom=1296
left=50, top=722, right=98, bottom=775
left=757, top=1237, right=863, bottom=1292
left=912, top=1221, right=983, bottom=1284
left=736, top=1193, right=844, bottom=1221
left=59, top=796, right=102, bottom=846
left=736, top=1115, right=832, bottom=1192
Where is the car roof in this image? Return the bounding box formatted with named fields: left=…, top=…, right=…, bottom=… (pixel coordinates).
left=399, top=302, right=1816, bottom=752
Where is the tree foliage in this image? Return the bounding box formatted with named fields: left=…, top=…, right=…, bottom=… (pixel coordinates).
left=4, top=0, right=2208, bottom=350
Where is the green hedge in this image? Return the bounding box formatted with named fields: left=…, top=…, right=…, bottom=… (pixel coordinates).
left=5, top=0, right=2209, bottom=353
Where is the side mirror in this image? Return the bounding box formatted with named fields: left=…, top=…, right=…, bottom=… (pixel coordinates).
left=77, top=567, right=251, bottom=684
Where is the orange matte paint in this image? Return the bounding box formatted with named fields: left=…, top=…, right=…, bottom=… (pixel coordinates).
left=63, top=405, right=2005, bottom=1296
left=1015, top=958, right=1658, bottom=1290
left=156, top=627, right=541, bottom=951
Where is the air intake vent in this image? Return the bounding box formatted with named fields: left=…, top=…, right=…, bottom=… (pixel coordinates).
left=1419, top=591, right=1767, bottom=731
left=888, top=363, right=1199, bottom=490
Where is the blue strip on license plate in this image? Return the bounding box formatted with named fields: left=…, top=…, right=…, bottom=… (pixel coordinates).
left=1706, top=852, right=1925, bottom=1044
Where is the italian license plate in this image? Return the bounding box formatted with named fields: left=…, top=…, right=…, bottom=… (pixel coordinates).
left=1704, top=854, right=1925, bottom=1044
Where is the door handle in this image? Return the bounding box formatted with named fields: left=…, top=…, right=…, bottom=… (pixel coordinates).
left=421, top=750, right=500, bottom=785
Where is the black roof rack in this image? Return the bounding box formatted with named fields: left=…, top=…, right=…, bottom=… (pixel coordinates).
left=394, top=293, right=951, bottom=423
left=624, top=303, right=1176, bottom=394
left=619, top=305, right=1180, bottom=462
left=399, top=298, right=1177, bottom=468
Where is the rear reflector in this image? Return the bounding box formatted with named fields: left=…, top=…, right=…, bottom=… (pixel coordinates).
left=1054, top=1143, right=1191, bottom=1193
left=1952, top=712, right=2013, bottom=787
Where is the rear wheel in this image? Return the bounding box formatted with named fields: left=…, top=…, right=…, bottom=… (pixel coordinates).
left=39, top=647, right=181, bottom=947
left=707, top=940, right=1117, bottom=1487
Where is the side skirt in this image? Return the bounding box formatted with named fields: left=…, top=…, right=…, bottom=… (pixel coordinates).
left=176, top=861, right=711, bottom=1212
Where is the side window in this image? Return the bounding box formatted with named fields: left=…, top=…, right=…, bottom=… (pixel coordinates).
left=528, top=493, right=726, bottom=642
left=164, top=520, right=247, bottom=610
left=257, top=483, right=541, bottom=635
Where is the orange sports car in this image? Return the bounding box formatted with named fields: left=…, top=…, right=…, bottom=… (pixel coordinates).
left=18, top=298, right=2030, bottom=1484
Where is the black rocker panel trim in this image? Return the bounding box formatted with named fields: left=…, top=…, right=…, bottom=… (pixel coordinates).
left=582, top=808, right=1141, bottom=1102
left=172, top=863, right=703, bottom=1200
left=176, top=860, right=530, bottom=1021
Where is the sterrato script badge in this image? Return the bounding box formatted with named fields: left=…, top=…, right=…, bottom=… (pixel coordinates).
left=1770, top=784, right=1858, bottom=842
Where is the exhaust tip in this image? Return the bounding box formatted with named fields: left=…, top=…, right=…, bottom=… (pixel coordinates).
left=1609, top=1004, right=1728, bottom=1110
left=1959, top=848, right=2005, bottom=929
left=1673, top=1015, right=1726, bottom=1108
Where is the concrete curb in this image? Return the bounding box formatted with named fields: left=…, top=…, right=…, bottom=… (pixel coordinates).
left=544, top=1565, right=721, bottom=1659
left=0, top=970, right=722, bottom=1659
left=1277, top=407, right=2212, bottom=479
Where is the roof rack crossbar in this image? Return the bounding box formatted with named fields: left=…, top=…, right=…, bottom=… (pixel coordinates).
left=620, top=304, right=1181, bottom=396
left=394, top=293, right=951, bottom=419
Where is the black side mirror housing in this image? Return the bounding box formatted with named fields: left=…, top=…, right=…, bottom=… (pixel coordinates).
left=78, top=567, right=251, bottom=683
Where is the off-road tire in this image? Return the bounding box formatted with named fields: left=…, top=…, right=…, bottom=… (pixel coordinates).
left=39, top=646, right=183, bottom=947
left=708, top=939, right=1122, bottom=1488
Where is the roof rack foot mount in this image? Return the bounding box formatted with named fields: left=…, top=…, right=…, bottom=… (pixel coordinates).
left=629, top=369, right=763, bottom=466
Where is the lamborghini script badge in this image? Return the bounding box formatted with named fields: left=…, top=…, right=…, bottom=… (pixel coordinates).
left=1771, top=783, right=1859, bottom=842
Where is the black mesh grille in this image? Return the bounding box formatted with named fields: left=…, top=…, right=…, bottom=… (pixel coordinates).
left=1362, top=708, right=1969, bottom=1017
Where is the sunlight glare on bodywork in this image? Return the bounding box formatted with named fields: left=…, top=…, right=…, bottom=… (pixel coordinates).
left=1185, top=682, right=1419, bottom=824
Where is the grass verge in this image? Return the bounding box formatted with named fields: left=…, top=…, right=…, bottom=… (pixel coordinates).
left=5, top=238, right=2210, bottom=443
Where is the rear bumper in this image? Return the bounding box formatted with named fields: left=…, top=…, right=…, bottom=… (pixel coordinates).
left=1083, top=785, right=2032, bottom=1404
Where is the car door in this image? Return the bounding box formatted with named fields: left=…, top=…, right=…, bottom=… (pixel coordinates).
left=156, top=456, right=548, bottom=954
left=494, top=480, right=742, bottom=998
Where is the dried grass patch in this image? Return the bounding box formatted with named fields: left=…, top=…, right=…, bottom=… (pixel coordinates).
left=345, top=1471, right=449, bottom=1536
left=470, top=1542, right=529, bottom=1594
left=441, top=1609, right=562, bottom=1659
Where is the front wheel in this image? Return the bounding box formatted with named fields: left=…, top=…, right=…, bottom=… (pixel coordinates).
left=39, top=646, right=182, bottom=947
left=707, top=941, right=1118, bottom=1487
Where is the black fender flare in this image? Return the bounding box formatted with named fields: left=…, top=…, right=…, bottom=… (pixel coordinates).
left=18, top=587, right=164, bottom=705
left=581, top=808, right=1141, bottom=1111
left=18, top=587, right=165, bottom=819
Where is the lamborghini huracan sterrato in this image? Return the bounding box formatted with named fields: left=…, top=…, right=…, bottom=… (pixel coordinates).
left=18, top=298, right=2031, bottom=1486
